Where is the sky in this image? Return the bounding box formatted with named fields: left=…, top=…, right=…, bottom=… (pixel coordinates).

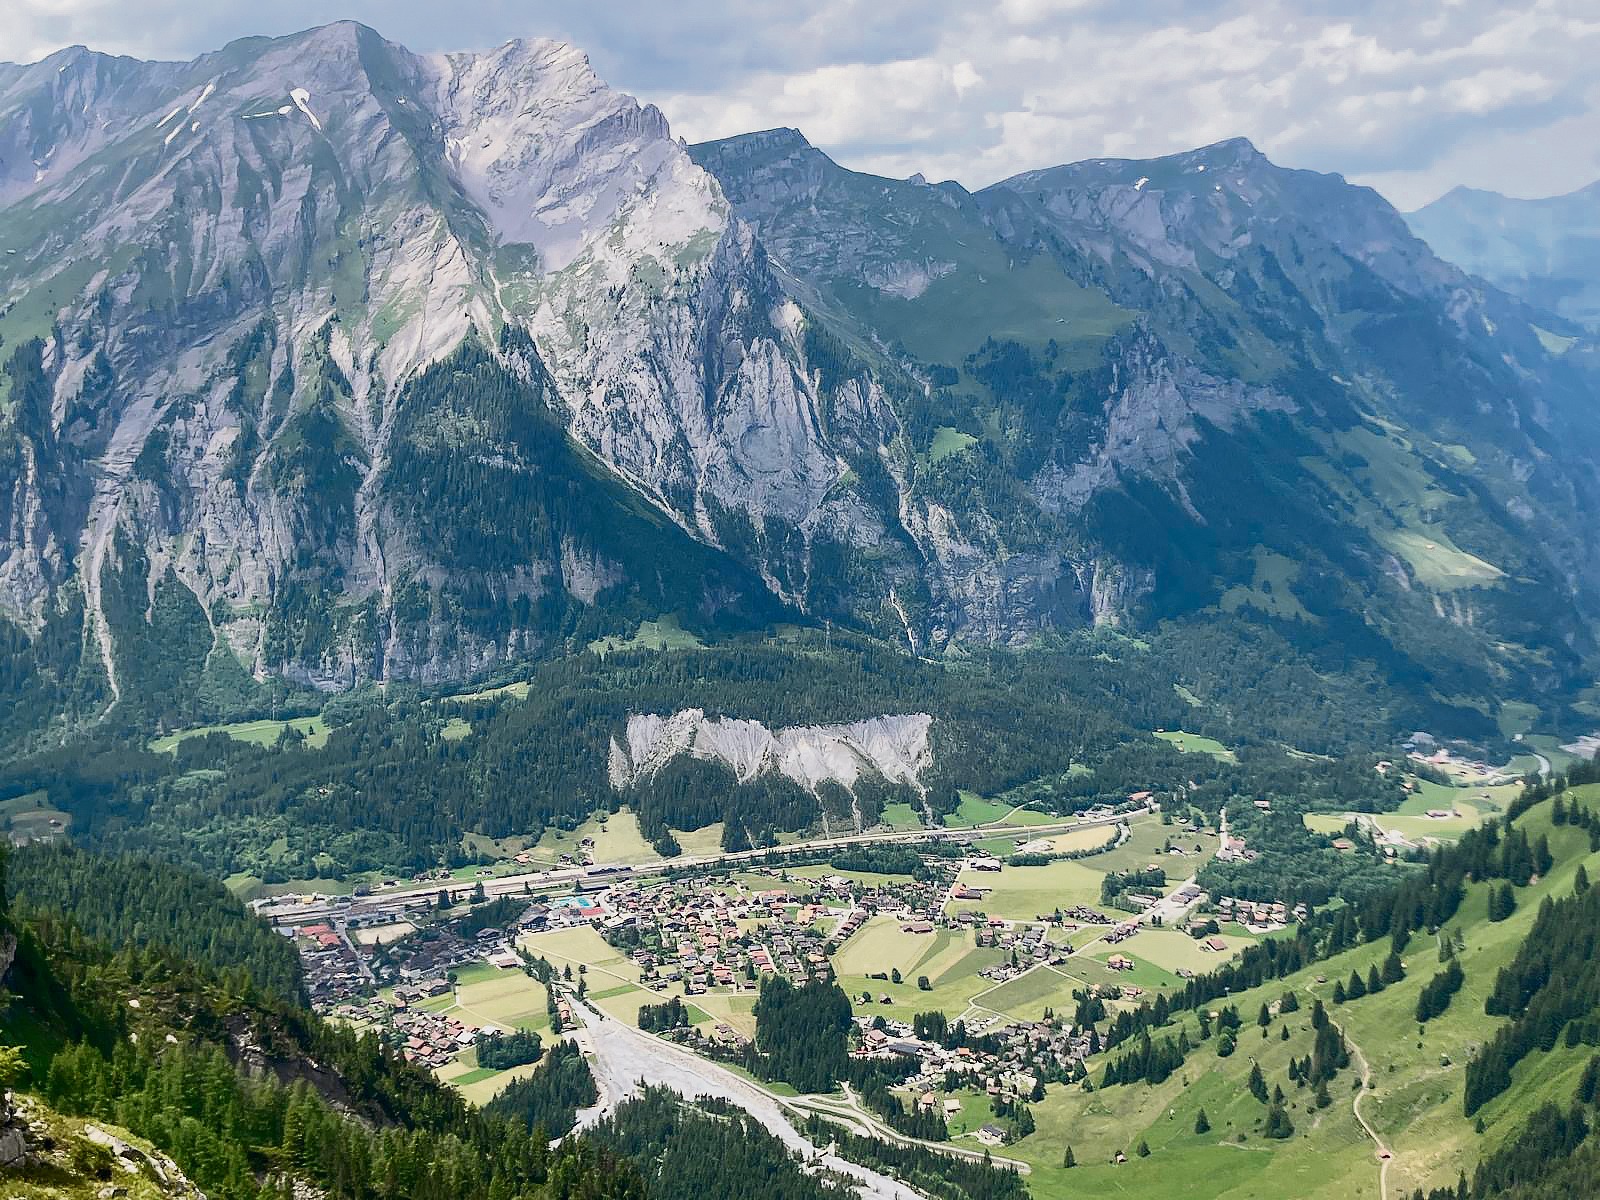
left=7, top=0, right=1600, bottom=209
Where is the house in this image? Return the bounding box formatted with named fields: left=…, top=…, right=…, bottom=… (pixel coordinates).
left=977, top=1125, right=1008, bottom=1146
left=1107, top=954, right=1134, bottom=971
left=1205, top=937, right=1228, bottom=953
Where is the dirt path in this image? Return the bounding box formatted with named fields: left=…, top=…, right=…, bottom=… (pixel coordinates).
left=1334, top=1013, right=1392, bottom=1200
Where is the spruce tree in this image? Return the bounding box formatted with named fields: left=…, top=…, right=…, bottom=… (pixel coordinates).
left=1194, top=1108, right=1211, bottom=1134
left=1062, top=1144, right=1076, bottom=1168
left=1248, top=1062, right=1268, bottom=1102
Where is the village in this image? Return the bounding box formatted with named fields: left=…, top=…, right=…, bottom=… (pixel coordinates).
left=257, top=801, right=1320, bottom=1126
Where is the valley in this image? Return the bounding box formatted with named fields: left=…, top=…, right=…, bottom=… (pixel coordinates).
left=2, top=14, right=1600, bottom=1200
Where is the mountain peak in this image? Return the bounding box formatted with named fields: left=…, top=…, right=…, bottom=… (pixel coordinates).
left=695, top=126, right=817, bottom=160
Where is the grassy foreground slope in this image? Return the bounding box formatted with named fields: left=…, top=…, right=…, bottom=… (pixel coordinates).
left=1002, top=790, right=1600, bottom=1200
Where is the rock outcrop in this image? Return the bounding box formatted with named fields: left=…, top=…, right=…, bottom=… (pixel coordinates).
left=609, top=710, right=933, bottom=795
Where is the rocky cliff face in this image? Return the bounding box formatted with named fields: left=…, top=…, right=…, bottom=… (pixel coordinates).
left=609, top=709, right=932, bottom=795
left=0, top=24, right=910, bottom=709
left=1, top=25, right=1597, bottom=724
left=698, top=129, right=1600, bottom=692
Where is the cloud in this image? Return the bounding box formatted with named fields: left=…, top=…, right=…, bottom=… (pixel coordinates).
left=4, top=0, right=1599, bottom=208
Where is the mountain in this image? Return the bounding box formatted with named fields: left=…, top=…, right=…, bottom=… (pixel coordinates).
left=0, top=24, right=904, bottom=721
left=2, top=24, right=1599, bottom=741
left=1407, top=180, right=1600, bottom=331
left=695, top=129, right=1600, bottom=711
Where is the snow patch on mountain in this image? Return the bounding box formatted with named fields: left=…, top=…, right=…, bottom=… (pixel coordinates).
left=608, top=710, right=932, bottom=794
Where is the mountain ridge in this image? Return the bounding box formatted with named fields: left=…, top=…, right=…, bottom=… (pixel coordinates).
left=0, top=22, right=1597, bottom=742
left=1406, top=175, right=1600, bottom=331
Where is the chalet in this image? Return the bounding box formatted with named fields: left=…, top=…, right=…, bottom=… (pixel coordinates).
left=977, top=1125, right=1008, bottom=1146
left=1107, top=954, right=1134, bottom=972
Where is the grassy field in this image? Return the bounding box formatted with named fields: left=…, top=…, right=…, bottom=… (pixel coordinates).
left=1153, top=730, right=1237, bottom=762
left=878, top=801, right=925, bottom=831
left=1219, top=547, right=1313, bottom=622
left=1301, top=771, right=1522, bottom=842
left=1000, top=794, right=1600, bottom=1200
left=149, top=715, right=330, bottom=753
left=929, top=426, right=979, bottom=463
left=974, top=965, right=1080, bottom=1022
left=1067, top=815, right=1215, bottom=878
left=673, top=822, right=729, bottom=856
left=520, top=925, right=641, bottom=991
left=532, top=811, right=660, bottom=866
left=0, top=790, right=70, bottom=843
left=437, top=1055, right=546, bottom=1107
left=786, top=863, right=915, bottom=887
left=588, top=614, right=705, bottom=656
left=833, top=924, right=1006, bottom=1019
left=832, top=916, right=945, bottom=978
left=443, top=680, right=531, bottom=704
left=945, top=860, right=1106, bottom=921
left=946, top=792, right=1017, bottom=827
left=1109, top=928, right=1254, bottom=973
left=946, top=792, right=1054, bottom=829
left=1008, top=826, right=1118, bottom=856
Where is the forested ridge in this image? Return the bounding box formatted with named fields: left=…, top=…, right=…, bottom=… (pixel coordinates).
left=5, top=841, right=306, bottom=1005
left=0, top=617, right=1459, bottom=882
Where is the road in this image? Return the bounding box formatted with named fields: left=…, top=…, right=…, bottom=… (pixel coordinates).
left=1140, top=806, right=1226, bottom=927
left=261, top=805, right=1154, bottom=927
left=571, top=1004, right=933, bottom=1200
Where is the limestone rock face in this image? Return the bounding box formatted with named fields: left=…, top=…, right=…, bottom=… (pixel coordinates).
left=610, top=710, right=933, bottom=795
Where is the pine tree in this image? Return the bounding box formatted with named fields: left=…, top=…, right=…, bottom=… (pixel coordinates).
left=1248, top=1062, right=1268, bottom=1102
left=1489, top=882, right=1517, bottom=922
left=1136, top=1139, right=1150, bottom=1157
left=1062, top=1144, right=1076, bottom=1168
left=1577, top=864, right=1591, bottom=896
left=1195, top=1108, right=1211, bottom=1134
left=1579, top=1055, right=1600, bottom=1105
